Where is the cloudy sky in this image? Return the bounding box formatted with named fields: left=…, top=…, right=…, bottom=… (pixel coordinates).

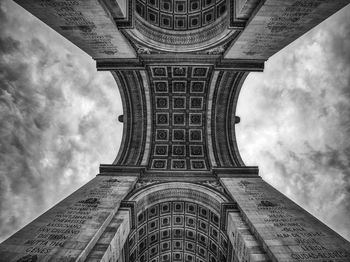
left=0, top=0, right=349, bottom=244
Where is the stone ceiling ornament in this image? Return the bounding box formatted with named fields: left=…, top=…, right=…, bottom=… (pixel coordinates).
left=206, top=45, right=225, bottom=55
left=123, top=0, right=236, bottom=53
left=135, top=43, right=152, bottom=54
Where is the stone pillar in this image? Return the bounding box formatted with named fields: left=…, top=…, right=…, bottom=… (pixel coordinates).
left=220, top=177, right=350, bottom=262
left=85, top=209, right=130, bottom=262
left=0, top=175, right=138, bottom=262
left=227, top=211, right=268, bottom=262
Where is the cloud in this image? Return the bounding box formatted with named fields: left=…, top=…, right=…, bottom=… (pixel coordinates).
left=237, top=5, right=350, bottom=240
left=0, top=0, right=123, bottom=242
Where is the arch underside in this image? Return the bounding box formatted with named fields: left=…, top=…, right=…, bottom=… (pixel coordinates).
left=100, top=0, right=262, bottom=175
left=112, top=67, right=247, bottom=172
left=124, top=182, right=236, bottom=262
left=128, top=200, right=231, bottom=262
left=127, top=0, right=234, bottom=53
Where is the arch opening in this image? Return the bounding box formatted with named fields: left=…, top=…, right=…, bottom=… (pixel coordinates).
left=124, top=182, right=234, bottom=262
left=135, top=0, right=227, bottom=31
left=125, top=0, right=234, bottom=53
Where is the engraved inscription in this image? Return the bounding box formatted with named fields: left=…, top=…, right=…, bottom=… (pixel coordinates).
left=22, top=178, right=121, bottom=255
left=223, top=179, right=350, bottom=261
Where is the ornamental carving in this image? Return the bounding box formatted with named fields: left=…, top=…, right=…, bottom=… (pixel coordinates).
left=128, top=200, right=231, bottom=262
left=135, top=0, right=227, bottom=31
left=135, top=180, right=160, bottom=189
left=200, top=181, right=225, bottom=193
left=133, top=15, right=230, bottom=46
left=149, top=66, right=211, bottom=170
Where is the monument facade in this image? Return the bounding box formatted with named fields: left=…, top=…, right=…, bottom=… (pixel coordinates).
left=1, top=1, right=350, bottom=261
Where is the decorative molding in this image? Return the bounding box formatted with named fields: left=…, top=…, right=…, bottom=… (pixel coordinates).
left=128, top=182, right=229, bottom=206
left=214, top=166, right=260, bottom=177
left=125, top=182, right=235, bottom=262
left=133, top=15, right=229, bottom=46
left=147, top=65, right=212, bottom=171
left=229, top=0, right=263, bottom=29
left=96, top=56, right=265, bottom=72
left=110, top=70, right=148, bottom=166
left=141, top=170, right=216, bottom=180
left=226, top=71, right=248, bottom=165
left=211, top=71, right=248, bottom=167
left=99, top=165, right=145, bottom=174
left=215, top=59, right=264, bottom=71
left=114, top=0, right=134, bottom=28
left=140, top=70, right=152, bottom=166
left=206, top=45, right=225, bottom=55
left=220, top=203, right=238, bottom=231
left=199, top=181, right=225, bottom=193
left=96, top=57, right=264, bottom=71
left=120, top=201, right=137, bottom=229
left=135, top=44, right=151, bottom=54
left=135, top=0, right=227, bottom=31
left=135, top=180, right=161, bottom=189
left=96, top=59, right=144, bottom=70
left=128, top=200, right=231, bottom=262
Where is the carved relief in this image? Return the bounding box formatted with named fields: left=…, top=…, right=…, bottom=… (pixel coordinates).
left=16, top=255, right=38, bottom=262
left=200, top=181, right=225, bottom=193
left=206, top=45, right=225, bottom=55
left=133, top=15, right=230, bottom=46
left=136, top=45, right=151, bottom=54
left=266, top=1, right=323, bottom=33
left=135, top=180, right=160, bottom=189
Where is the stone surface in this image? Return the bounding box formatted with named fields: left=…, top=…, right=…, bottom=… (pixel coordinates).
left=128, top=201, right=230, bottom=262
left=14, top=0, right=136, bottom=59
left=221, top=177, right=350, bottom=262
left=115, top=0, right=128, bottom=18
left=225, top=0, right=349, bottom=60
left=125, top=181, right=234, bottom=262
left=0, top=176, right=137, bottom=262
left=109, top=68, right=249, bottom=173
left=147, top=65, right=212, bottom=171
left=227, top=212, right=268, bottom=262
left=135, top=0, right=227, bottom=31
left=85, top=210, right=130, bottom=262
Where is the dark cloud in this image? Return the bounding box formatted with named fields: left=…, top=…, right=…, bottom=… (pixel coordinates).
left=0, top=0, right=123, bottom=242
left=237, top=5, right=350, bottom=240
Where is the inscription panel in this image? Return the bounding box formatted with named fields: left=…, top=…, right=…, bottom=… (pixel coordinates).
left=85, top=210, right=130, bottom=262
left=0, top=176, right=137, bottom=262
left=227, top=212, right=268, bottom=262
left=225, top=0, right=349, bottom=60
left=221, top=178, right=350, bottom=261
left=14, top=0, right=136, bottom=59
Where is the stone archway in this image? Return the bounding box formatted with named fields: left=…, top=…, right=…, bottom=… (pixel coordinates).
left=124, top=182, right=234, bottom=262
